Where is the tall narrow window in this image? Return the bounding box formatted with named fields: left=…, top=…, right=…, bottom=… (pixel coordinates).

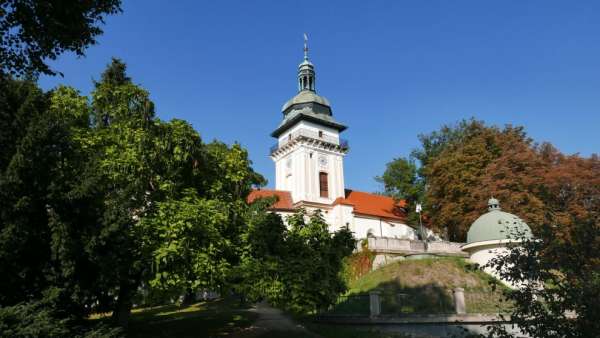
left=318, top=130, right=323, bottom=138
left=319, top=172, right=329, bottom=198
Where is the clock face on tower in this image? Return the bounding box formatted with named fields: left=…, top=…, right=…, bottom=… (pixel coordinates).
left=318, top=155, right=328, bottom=167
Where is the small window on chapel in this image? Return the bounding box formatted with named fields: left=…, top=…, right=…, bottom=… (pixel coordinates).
left=319, top=172, right=329, bottom=198
left=318, top=130, right=323, bottom=138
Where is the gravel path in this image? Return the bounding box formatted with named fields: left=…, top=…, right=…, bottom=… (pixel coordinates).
left=231, top=302, right=318, bottom=337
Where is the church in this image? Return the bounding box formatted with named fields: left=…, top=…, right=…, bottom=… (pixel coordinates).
left=248, top=40, right=419, bottom=240
left=247, top=39, right=534, bottom=289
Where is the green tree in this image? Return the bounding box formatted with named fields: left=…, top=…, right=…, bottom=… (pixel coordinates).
left=280, top=210, right=355, bottom=313
left=0, top=0, right=122, bottom=76
left=87, top=59, right=267, bottom=326
left=376, top=156, right=423, bottom=225
left=0, top=79, right=95, bottom=311
left=485, top=215, right=600, bottom=337
left=378, top=119, right=552, bottom=241
left=234, top=197, right=288, bottom=304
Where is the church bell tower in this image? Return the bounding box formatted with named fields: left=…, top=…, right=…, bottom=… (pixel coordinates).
left=270, top=35, right=349, bottom=205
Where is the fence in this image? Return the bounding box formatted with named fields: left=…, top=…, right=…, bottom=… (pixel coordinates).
left=380, top=291, right=454, bottom=315
left=320, top=294, right=370, bottom=316
left=322, top=288, right=512, bottom=318
left=464, top=290, right=513, bottom=314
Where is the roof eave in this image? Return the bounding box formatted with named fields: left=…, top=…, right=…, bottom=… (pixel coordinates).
left=271, top=113, right=347, bottom=138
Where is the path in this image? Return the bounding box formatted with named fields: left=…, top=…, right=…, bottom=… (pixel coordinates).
left=231, top=302, right=319, bottom=337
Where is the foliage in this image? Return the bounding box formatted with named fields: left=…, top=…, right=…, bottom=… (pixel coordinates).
left=0, top=78, right=103, bottom=320
left=346, top=258, right=511, bottom=315
left=378, top=118, right=600, bottom=242
left=238, top=206, right=356, bottom=314
left=279, top=210, right=355, bottom=313
left=423, top=121, right=537, bottom=240
left=375, top=157, right=423, bottom=224
left=483, top=187, right=600, bottom=337
left=0, top=59, right=268, bottom=331
left=122, top=299, right=257, bottom=338
left=342, top=246, right=375, bottom=283
left=0, top=288, right=122, bottom=338
left=0, top=0, right=122, bottom=76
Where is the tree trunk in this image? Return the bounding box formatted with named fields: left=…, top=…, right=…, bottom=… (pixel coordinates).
left=113, top=281, right=134, bottom=328
left=183, top=288, right=195, bottom=305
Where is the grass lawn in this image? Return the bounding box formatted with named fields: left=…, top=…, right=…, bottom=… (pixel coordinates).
left=91, top=299, right=258, bottom=338
left=337, top=257, right=513, bottom=315
left=90, top=299, right=416, bottom=338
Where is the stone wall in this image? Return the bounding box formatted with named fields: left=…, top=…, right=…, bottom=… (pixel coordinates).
left=366, top=237, right=468, bottom=270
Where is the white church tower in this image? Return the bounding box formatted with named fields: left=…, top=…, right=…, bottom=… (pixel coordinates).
left=251, top=36, right=418, bottom=239
left=270, top=35, right=349, bottom=205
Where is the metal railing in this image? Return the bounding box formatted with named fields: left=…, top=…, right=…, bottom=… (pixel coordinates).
left=464, top=290, right=513, bottom=314
left=381, top=292, right=454, bottom=315
left=270, top=128, right=349, bottom=154
left=321, top=294, right=370, bottom=315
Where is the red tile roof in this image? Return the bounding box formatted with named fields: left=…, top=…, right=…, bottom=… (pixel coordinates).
left=334, top=189, right=407, bottom=221
left=248, top=188, right=407, bottom=221
left=247, top=189, right=294, bottom=211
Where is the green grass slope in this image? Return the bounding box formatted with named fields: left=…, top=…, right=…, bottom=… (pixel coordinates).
left=336, top=257, right=512, bottom=315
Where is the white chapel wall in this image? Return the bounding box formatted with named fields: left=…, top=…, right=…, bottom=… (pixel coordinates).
left=353, top=215, right=418, bottom=240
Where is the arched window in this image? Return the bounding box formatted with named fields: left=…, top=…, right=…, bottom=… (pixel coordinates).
left=367, top=229, right=375, bottom=238
left=319, top=172, right=328, bottom=198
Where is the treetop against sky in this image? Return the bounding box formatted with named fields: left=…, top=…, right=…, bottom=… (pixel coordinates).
left=38, top=1, right=600, bottom=192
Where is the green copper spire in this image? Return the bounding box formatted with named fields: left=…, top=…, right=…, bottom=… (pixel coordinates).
left=271, top=34, right=347, bottom=138
left=298, top=33, right=315, bottom=92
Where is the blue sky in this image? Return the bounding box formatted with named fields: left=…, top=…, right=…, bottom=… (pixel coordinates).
left=38, top=1, right=600, bottom=192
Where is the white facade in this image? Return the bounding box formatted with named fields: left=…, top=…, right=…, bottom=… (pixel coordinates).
left=462, top=239, right=519, bottom=288
left=272, top=120, right=346, bottom=204
left=271, top=200, right=418, bottom=240
left=265, top=45, right=418, bottom=242
left=351, top=215, right=417, bottom=240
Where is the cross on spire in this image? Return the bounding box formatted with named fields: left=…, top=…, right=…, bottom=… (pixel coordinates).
left=303, top=33, right=309, bottom=60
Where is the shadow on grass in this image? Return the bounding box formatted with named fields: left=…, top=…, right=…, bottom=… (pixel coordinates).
left=124, top=299, right=257, bottom=338
left=328, top=257, right=514, bottom=316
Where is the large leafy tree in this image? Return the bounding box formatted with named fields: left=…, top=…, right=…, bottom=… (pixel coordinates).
left=0, top=79, right=94, bottom=310
left=376, top=157, right=423, bottom=224
left=485, top=157, right=600, bottom=337
left=423, top=122, right=541, bottom=240
left=378, top=119, right=594, bottom=242
left=0, top=0, right=122, bottom=76
left=282, top=210, right=355, bottom=313
left=0, top=77, right=121, bottom=338
left=87, top=59, right=267, bottom=326
left=238, top=207, right=355, bottom=313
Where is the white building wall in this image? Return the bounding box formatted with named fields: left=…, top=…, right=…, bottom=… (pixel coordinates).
left=465, top=241, right=518, bottom=289
left=277, top=120, right=339, bottom=146
left=272, top=122, right=346, bottom=204
left=353, top=215, right=417, bottom=240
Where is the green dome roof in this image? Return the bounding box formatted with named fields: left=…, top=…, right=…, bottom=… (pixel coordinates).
left=282, top=90, right=331, bottom=112
left=466, top=198, right=533, bottom=244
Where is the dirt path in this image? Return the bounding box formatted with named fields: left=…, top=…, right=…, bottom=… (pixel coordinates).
left=231, top=302, right=318, bottom=337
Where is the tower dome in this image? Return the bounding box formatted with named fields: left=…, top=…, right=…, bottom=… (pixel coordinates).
left=271, top=34, right=347, bottom=138
left=466, top=198, right=533, bottom=244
